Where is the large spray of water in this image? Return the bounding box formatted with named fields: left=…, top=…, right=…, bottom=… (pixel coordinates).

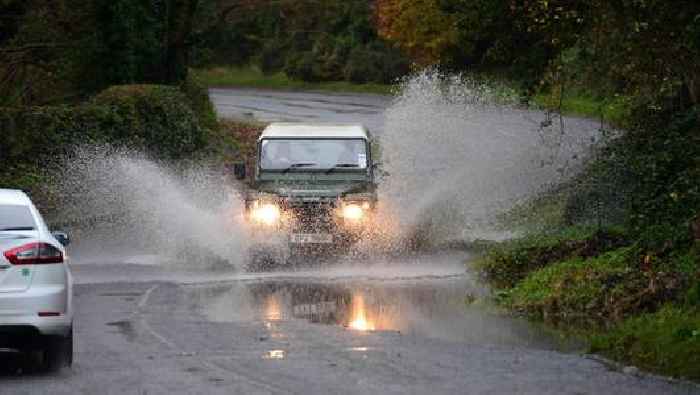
left=379, top=71, right=600, bottom=244
left=51, top=71, right=600, bottom=267
left=52, top=146, right=247, bottom=267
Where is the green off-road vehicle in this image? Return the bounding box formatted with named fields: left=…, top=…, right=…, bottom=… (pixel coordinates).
left=234, top=123, right=379, bottom=268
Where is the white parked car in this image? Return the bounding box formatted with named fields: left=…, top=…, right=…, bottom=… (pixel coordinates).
left=0, top=189, right=73, bottom=370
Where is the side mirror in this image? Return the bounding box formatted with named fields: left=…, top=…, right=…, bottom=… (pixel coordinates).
left=372, top=163, right=389, bottom=181
left=52, top=231, right=70, bottom=246
left=233, top=163, right=246, bottom=180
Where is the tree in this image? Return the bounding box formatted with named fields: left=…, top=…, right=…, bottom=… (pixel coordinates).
left=375, top=0, right=458, bottom=66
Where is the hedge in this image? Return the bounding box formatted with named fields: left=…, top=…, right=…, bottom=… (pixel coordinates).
left=0, top=84, right=210, bottom=199
left=1, top=84, right=208, bottom=162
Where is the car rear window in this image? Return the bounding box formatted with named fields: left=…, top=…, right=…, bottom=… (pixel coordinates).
left=0, top=204, right=36, bottom=230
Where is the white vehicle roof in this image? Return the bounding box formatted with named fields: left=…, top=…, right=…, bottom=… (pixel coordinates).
left=260, top=123, right=370, bottom=140
left=0, top=189, right=31, bottom=205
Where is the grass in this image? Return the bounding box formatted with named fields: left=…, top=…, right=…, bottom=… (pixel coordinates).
left=533, top=89, right=631, bottom=126
left=192, top=66, right=395, bottom=95
left=504, top=246, right=641, bottom=322
left=478, top=220, right=700, bottom=380
left=476, top=226, right=627, bottom=288
left=591, top=306, right=700, bottom=380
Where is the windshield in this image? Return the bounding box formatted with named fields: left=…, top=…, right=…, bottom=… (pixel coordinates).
left=260, top=139, right=368, bottom=170
left=0, top=204, right=36, bottom=231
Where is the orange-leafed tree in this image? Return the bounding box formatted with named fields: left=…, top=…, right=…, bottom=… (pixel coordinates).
left=374, top=0, right=457, bottom=66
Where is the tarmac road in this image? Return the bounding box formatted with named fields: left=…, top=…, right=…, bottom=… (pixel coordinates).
left=0, top=256, right=697, bottom=395
left=1, top=89, right=697, bottom=394
left=208, top=88, right=390, bottom=133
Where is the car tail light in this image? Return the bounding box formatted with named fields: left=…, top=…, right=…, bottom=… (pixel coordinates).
left=3, top=242, right=64, bottom=265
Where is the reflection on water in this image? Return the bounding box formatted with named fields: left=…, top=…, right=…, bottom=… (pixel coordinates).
left=188, top=279, right=583, bottom=352
left=348, top=294, right=375, bottom=331
left=265, top=294, right=283, bottom=321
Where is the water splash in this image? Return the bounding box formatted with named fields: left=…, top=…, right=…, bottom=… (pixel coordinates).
left=51, top=72, right=601, bottom=267
left=378, top=70, right=600, bottom=245
left=51, top=145, right=247, bottom=267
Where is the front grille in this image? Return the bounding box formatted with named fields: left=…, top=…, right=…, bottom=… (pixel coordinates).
left=285, top=201, right=337, bottom=232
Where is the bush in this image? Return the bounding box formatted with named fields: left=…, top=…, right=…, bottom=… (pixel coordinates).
left=281, top=40, right=409, bottom=84
left=179, top=74, right=219, bottom=132
left=259, top=41, right=287, bottom=75
left=344, top=44, right=409, bottom=84
left=613, top=105, right=700, bottom=250
left=92, top=84, right=207, bottom=158
left=0, top=84, right=209, bottom=200
left=284, top=52, right=319, bottom=82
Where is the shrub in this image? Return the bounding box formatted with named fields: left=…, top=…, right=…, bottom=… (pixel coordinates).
left=344, top=44, right=409, bottom=84
left=259, top=41, right=287, bottom=75
left=0, top=84, right=209, bottom=201
left=284, top=52, right=319, bottom=82
left=92, top=84, right=207, bottom=158
left=614, top=105, right=700, bottom=250
left=179, top=74, right=219, bottom=133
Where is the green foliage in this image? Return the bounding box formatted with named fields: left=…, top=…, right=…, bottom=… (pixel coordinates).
left=284, top=52, right=319, bottom=82
left=344, top=44, right=409, bottom=84
left=0, top=84, right=208, bottom=198
left=92, top=0, right=166, bottom=86
left=505, top=247, right=643, bottom=323
left=481, top=226, right=699, bottom=376
left=179, top=73, right=219, bottom=132
left=590, top=306, right=700, bottom=380
left=1, top=0, right=209, bottom=106
left=477, top=227, right=628, bottom=288
left=191, top=66, right=394, bottom=95
left=258, top=41, right=288, bottom=75
left=194, top=0, right=409, bottom=85
left=607, top=105, right=700, bottom=250
left=282, top=41, right=408, bottom=85
left=92, top=85, right=206, bottom=158
left=0, top=85, right=219, bottom=213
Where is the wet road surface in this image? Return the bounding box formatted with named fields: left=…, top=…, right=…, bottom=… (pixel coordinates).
left=1, top=256, right=697, bottom=394
left=1, top=89, right=697, bottom=393
left=209, top=88, right=390, bottom=133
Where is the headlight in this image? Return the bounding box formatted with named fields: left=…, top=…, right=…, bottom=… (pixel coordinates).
left=340, top=202, right=370, bottom=220
left=250, top=203, right=281, bottom=225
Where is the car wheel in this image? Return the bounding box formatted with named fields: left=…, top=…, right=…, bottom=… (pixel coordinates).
left=41, top=333, right=72, bottom=372
left=65, top=328, right=73, bottom=367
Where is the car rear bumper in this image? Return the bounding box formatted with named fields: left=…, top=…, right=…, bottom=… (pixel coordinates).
left=0, top=314, right=72, bottom=337
left=0, top=285, right=72, bottom=337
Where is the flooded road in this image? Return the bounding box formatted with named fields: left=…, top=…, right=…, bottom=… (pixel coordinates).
left=2, top=257, right=697, bottom=394
left=187, top=277, right=576, bottom=351
left=2, top=87, right=696, bottom=394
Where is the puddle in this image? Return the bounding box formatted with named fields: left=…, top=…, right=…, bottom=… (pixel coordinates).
left=106, top=320, right=137, bottom=342
left=186, top=278, right=584, bottom=353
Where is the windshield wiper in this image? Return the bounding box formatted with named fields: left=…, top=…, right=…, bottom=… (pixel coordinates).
left=281, top=162, right=318, bottom=174
left=325, top=163, right=360, bottom=174
left=0, top=226, right=35, bottom=231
